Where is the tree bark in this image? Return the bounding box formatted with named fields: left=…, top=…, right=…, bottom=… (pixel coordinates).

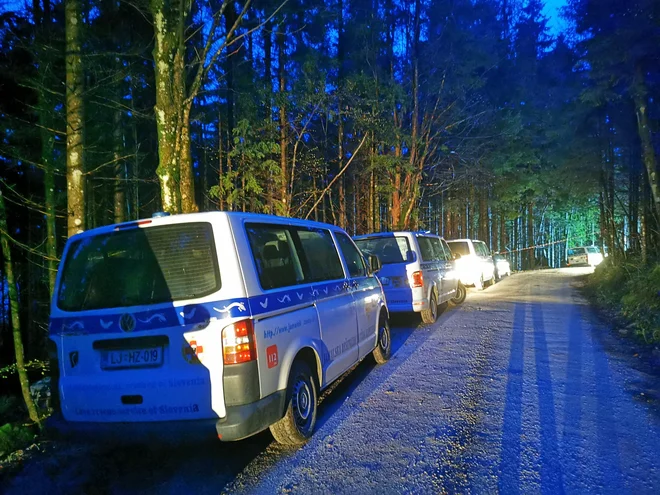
left=0, top=188, right=42, bottom=427
left=113, top=107, right=126, bottom=223
left=151, top=0, right=184, bottom=213
left=278, top=26, right=288, bottom=215
left=633, top=65, right=660, bottom=220
left=65, top=0, right=85, bottom=237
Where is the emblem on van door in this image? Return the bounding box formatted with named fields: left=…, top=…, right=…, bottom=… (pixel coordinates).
left=119, top=313, right=136, bottom=332
left=69, top=351, right=79, bottom=368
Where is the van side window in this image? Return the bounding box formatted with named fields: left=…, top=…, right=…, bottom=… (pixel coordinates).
left=335, top=232, right=367, bottom=278
left=246, top=224, right=306, bottom=290
left=295, top=228, right=345, bottom=282
left=430, top=237, right=449, bottom=261
left=475, top=242, right=489, bottom=256
left=418, top=236, right=437, bottom=262
left=440, top=239, right=453, bottom=261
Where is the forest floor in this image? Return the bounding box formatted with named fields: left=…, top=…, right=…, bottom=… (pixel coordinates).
left=3, top=268, right=660, bottom=494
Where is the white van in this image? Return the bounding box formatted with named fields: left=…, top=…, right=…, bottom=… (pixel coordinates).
left=47, top=212, right=390, bottom=445
left=353, top=232, right=465, bottom=324
left=445, top=238, right=496, bottom=290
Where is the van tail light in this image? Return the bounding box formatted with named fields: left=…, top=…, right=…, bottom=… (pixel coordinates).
left=222, top=319, right=256, bottom=365
left=411, top=271, right=424, bottom=288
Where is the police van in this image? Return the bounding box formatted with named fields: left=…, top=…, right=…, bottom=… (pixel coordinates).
left=48, top=212, right=390, bottom=444
left=353, top=231, right=465, bottom=324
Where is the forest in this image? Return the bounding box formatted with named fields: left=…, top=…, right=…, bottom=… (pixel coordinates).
left=0, top=0, right=659, bottom=423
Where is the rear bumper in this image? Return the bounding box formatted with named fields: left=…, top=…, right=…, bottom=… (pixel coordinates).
left=45, top=389, right=287, bottom=444
left=215, top=389, right=286, bottom=441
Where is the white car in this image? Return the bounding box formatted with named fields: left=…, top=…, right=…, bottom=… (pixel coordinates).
left=47, top=212, right=390, bottom=445
left=445, top=239, right=496, bottom=290
left=567, top=246, right=603, bottom=267
left=354, top=232, right=466, bottom=324
left=493, top=254, right=512, bottom=280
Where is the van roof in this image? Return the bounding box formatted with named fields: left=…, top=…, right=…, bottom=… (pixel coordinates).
left=66, top=211, right=346, bottom=241
left=354, top=231, right=443, bottom=239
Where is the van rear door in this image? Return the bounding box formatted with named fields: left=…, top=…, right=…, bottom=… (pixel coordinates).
left=51, top=220, right=240, bottom=423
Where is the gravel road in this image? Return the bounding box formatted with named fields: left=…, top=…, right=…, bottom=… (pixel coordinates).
left=4, top=267, right=660, bottom=494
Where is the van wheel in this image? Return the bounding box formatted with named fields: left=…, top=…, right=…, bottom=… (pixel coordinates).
left=450, top=282, right=466, bottom=306
left=421, top=292, right=438, bottom=324
left=270, top=361, right=318, bottom=445
left=372, top=316, right=391, bottom=364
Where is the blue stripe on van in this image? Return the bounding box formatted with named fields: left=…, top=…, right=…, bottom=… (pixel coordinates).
left=49, top=280, right=356, bottom=336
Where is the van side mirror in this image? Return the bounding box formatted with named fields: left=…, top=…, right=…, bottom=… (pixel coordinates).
left=453, top=252, right=461, bottom=260
left=406, top=250, right=416, bottom=262
left=368, top=255, right=381, bottom=274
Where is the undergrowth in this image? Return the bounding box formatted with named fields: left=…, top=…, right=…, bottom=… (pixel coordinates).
left=585, top=256, right=660, bottom=343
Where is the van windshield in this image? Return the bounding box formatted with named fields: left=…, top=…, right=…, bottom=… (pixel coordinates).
left=354, top=236, right=411, bottom=265
left=57, top=222, right=221, bottom=311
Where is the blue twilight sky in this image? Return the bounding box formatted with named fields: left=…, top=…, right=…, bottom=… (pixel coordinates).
left=542, top=0, right=568, bottom=34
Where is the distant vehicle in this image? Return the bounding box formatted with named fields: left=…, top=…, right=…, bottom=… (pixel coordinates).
left=445, top=239, right=496, bottom=290
left=493, top=254, right=512, bottom=280
left=48, top=212, right=391, bottom=445
left=567, top=246, right=603, bottom=267
left=354, top=232, right=466, bottom=324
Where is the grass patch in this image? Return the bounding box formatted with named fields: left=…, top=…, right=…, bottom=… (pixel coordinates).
left=0, top=422, right=37, bottom=459
left=585, top=256, right=660, bottom=343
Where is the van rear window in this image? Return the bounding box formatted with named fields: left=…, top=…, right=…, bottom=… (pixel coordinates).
left=354, top=237, right=411, bottom=265
left=446, top=241, right=470, bottom=257
left=57, top=223, right=220, bottom=311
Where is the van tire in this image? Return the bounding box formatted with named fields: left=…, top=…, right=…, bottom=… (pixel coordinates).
left=421, top=292, right=438, bottom=324
left=270, top=361, right=318, bottom=445
left=372, top=315, right=391, bottom=364
left=450, top=282, right=466, bottom=306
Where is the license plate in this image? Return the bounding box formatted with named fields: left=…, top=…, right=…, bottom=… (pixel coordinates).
left=101, top=347, right=163, bottom=370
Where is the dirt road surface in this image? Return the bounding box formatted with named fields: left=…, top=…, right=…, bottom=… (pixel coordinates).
left=4, top=268, right=660, bottom=494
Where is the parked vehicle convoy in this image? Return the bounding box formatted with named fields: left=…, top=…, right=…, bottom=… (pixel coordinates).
left=567, top=246, right=604, bottom=267
left=47, top=212, right=390, bottom=445
left=445, top=239, right=496, bottom=290
left=353, top=232, right=465, bottom=324
left=493, top=254, right=512, bottom=280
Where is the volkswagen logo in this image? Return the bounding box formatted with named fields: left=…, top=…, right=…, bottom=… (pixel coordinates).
left=119, top=313, right=136, bottom=333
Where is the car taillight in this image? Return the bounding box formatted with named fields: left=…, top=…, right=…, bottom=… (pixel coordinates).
left=222, top=319, right=256, bottom=365
left=411, top=271, right=424, bottom=288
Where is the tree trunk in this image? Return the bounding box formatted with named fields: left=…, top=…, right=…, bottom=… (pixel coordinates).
left=527, top=203, right=535, bottom=269
left=151, top=0, right=184, bottom=213
left=337, top=0, right=346, bottom=229
left=40, top=93, right=57, bottom=296
left=0, top=188, right=41, bottom=427
left=113, top=107, right=126, bottom=223
left=263, top=19, right=273, bottom=214
left=65, top=0, right=85, bottom=237
left=278, top=27, right=288, bottom=215
left=633, top=65, right=660, bottom=219
left=179, top=107, right=197, bottom=212
left=337, top=122, right=346, bottom=229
